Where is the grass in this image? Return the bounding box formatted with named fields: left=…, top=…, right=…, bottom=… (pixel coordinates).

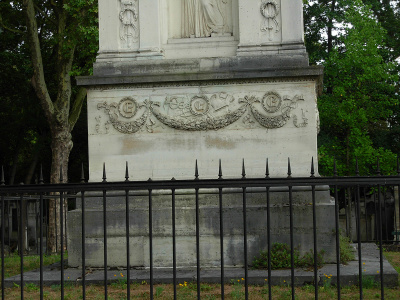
left=0, top=253, right=64, bottom=279
left=2, top=280, right=400, bottom=299
left=0, top=249, right=399, bottom=299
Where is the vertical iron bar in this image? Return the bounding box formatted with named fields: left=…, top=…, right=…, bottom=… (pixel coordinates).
left=289, top=184, right=295, bottom=300
left=218, top=159, right=224, bottom=299
left=81, top=191, right=86, bottom=300
left=19, top=192, right=24, bottom=299
left=398, top=157, right=400, bottom=244
left=125, top=162, right=131, bottom=300
left=171, top=182, right=177, bottom=300
left=39, top=191, right=44, bottom=300
left=195, top=160, right=201, bottom=299
left=60, top=190, right=64, bottom=299
left=333, top=160, right=341, bottom=299
left=265, top=159, right=272, bottom=300
left=242, top=159, right=248, bottom=299
left=148, top=186, right=154, bottom=300
left=356, top=185, right=363, bottom=298
left=243, top=186, right=248, bottom=300
left=288, top=159, right=295, bottom=300
left=103, top=188, right=108, bottom=299
left=363, top=187, right=369, bottom=241
left=377, top=184, right=384, bottom=299
left=60, top=166, right=65, bottom=300
left=1, top=166, right=5, bottom=300
left=311, top=158, right=318, bottom=300
left=103, top=163, right=108, bottom=299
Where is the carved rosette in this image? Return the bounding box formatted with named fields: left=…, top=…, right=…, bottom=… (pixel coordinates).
left=96, top=92, right=308, bottom=134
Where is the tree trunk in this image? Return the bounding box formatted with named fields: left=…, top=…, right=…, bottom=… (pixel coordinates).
left=47, top=129, right=73, bottom=253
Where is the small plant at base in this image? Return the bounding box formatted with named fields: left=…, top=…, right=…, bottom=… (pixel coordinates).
left=252, top=243, right=325, bottom=269
left=252, top=243, right=300, bottom=269
left=361, top=275, right=379, bottom=289
left=25, top=283, right=39, bottom=291
left=337, top=230, right=356, bottom=264
left=155, top=286, right=164, bottom=297
left=230, top=278, right=245, bottom=299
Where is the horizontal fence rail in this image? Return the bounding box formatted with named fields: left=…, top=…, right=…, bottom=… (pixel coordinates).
left=1, top=159, right=399, bottom=299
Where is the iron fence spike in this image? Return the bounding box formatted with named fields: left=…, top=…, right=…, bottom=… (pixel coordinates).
left=242, top=159, right=246, bottom=179
left=80, top=163, right=85, bottom=183
left=1, top=166, right=5, bottom=185
left=265, top=158, right=269, bottom=179
left=310, top=157, right=315, bottom=178
left=218, top=159, right=223, bottom=179
left=355, top=157, right=360, bottom=176
left=397, top=156, right=400, bottom=176
left=125, top=161, right=129, bottom=182
left=333, top=158, right=337, bottom=177
left=60, top=164, right=64, bottom=183
left=195, top=160, right=199, bottom=180
left=103, top=163, right=107, bottom=182
left=376, top=157, right=381, bottom=176
left=39, top=164, right=44, bottom=184
left=287, top=158, right=292, bottom=178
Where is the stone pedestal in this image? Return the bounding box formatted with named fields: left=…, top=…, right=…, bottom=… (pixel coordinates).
left=68, top=0, right=333, bottom=268
left=68, top=187, right=336, bottom=268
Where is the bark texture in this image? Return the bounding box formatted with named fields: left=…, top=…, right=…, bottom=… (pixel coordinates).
left=23, top=0, right=86, bottom=253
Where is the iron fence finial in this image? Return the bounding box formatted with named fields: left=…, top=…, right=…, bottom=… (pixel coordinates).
left=195, top=160, right=199, bottom=180
left=103, top=163, right=107, bottom=182
left=242, top=159, right=246, bottom=179
left=218, top=159, right=223, bottom=180
left=355, top=157, right=360, bottom=176
left=376, top=157, right=381, bottom=176
left=80, top=163, right=85, bottom=183
left=1, top=166, right=4, bottom=185
left=39, top=164, right=44, bottom=184
left=310, top=157, right=315, bottom=178
left=287, top=158, right=292, bottom=178
left=125, top=162, right=129, bottom=182
left=60, top=164, right=64, bottom=183
left=265, top=159, right=269, bottom=179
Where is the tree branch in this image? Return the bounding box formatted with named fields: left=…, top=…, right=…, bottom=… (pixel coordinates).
left=69, top=87, right=87, bottom=130
left=34, top=4, right=57, bottom=26
left=0, top=13, right=25, bottom=34
left=23, top=0, right=54, bottom=122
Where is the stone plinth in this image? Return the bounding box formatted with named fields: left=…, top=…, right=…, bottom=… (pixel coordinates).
left=67, top=186, right=336, bottom=268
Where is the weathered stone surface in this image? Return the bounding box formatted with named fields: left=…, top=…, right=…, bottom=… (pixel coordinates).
left=67, top=187, right=336, bottom=268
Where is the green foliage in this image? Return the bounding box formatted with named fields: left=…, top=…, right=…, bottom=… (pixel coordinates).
left=252, top=243, right=325, bottom=270
left=362, top=276, right=379, bottom=289
left=317, top=0, right=399, bottom=176
left=339, top=233, right=356, bottom=264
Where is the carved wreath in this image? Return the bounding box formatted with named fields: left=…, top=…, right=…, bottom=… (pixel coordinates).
left=97, top=93, right=307, bottom=133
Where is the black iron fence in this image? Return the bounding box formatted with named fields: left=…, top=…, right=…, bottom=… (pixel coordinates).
left=1, top=159, right=399, bottom=299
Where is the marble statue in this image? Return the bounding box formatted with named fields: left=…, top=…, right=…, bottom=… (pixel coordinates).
left=182, top=0, right=228, bottom=38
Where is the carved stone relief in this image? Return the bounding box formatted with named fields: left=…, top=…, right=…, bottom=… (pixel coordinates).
left=260, top=0, right=280, bottom=41
left=182, top=0, right=230, bottom=38
left=96, top=92, right=308, bottom=134
left=97, top=99, right=149, bottom=134
left=119, top=0, right=139, bottom=48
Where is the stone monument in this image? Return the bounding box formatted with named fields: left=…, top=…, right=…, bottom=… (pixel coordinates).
left=68, top=0, right=334, bottom=268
